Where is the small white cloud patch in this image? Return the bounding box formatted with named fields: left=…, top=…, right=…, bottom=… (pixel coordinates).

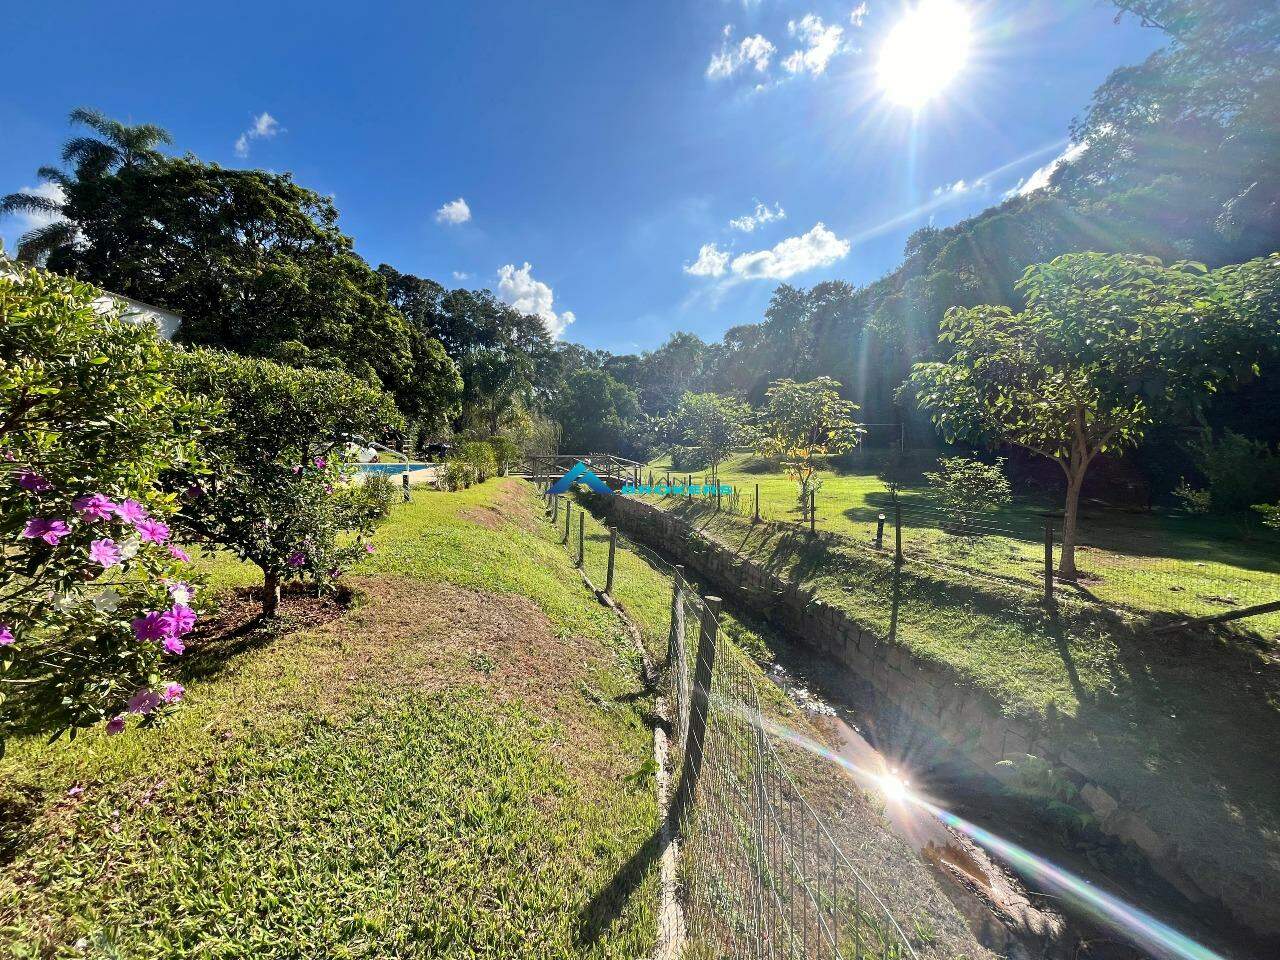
left=932, top=176, right=987, bottom=197
left=729, top=201, right=786, bottom=232
left=1011, top=141, right=1089, bottom=197
left=730, top=223, right=850, bottom=280
left=9, top=182, right=66, bottom=232
left=234, top=112, right=281, bottom=158
left=452, top=270, right=472, bottom=282
left=496, top=262, right=574, bottom=338
left=435, top=197, right=472, bottom=225
left=849, top=2, right=870, bottom=27
left=707, top=27, right=776, bottom=79
left=782, top=15, right=845, bottom=76
left=684, top=243, right=731, bottom=277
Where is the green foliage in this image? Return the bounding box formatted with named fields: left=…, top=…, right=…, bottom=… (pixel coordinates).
left=486, top=435, right=520, bottom=475
left=923, top=457, right=1012, bottom=534
left=440, top=458, right=477, bottom=491
left=456, top=440, right=498, bottom=482
left=755, top=377, right=863, bottom=516
left=1184, top=428, right=1280, bottom=514
left=0, top=263, right=208, bottom=744
left=336, top=473, right=398, bottom=526
left=664, top=391, right=755, bottom=475
left=553, top=368, right=645, bottom=457
left=1253, top=502, right=1280, bottom=530
left=910, top=251, right=1280, bottom=575
left=170, top=350, right=402, bottom=615
left=1172, top=479, right=1213, bottom=515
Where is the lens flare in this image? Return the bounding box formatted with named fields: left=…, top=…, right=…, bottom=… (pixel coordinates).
left=748, top=710, right=1226, bottom=960
left=878, top=0, right=972, bottom=108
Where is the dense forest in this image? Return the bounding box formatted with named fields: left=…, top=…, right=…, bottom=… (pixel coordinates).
left=4, top=0, right=1277, bottom=502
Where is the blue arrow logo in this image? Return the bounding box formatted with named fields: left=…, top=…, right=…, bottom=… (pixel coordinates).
left=548, top=461, right=613, bottom=495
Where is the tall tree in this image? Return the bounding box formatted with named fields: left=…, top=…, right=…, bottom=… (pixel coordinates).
left=909, top=251, right=1280, bottom=578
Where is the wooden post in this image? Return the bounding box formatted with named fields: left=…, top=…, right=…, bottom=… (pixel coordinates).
left=809, top=489, right=816, bottom=535
left=605, top=526, right=617, bottom=594
left=1043, top=516, right=1055, bottom=604
left=552, top=495, right=559, bottom=524
left=875, top=513, right=886, bottom=550
left=674, top=595, right=721, bottom=829
left=716, top=481, right=722, bottom=512
left=894, top=503, right=903, bottom=564
left=754, top=483, right=760, bottom=522
left=564, top=499, right=572, bottom=544
left=578, top=512, right=585, bottom=568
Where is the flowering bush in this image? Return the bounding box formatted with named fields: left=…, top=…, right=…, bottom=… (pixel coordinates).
left=0, top=261, right=208, bottom=747
left=171, top=350, right=402, bottom=616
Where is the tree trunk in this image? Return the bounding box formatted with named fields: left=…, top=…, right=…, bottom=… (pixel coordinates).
left=1057, top=468, right=1086, bottom=580
left=262, top=570, right=281, bottom=618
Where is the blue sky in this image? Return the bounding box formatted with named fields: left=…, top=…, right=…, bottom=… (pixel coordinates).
left=0, top=1, right=1161, bottom=353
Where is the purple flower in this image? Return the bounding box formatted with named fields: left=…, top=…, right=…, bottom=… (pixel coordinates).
left=168, top=545, right=192, bottom=564
left=89, top=538, right=122, bottom=569
left=73, top=493, right=117, bottom=521
left=127, top=688, right=163, bottom=714
left=131, top=611, right=169, bottom=643
left=168, top=581, right=194, bottom=604
left=166, top=604, right=197, bottom=636
left=184, top=484, right=203, bottom=498
left=314, top=457, right=327, bottom=469
left=0, top=624, right=13, bottom=646
left=291, top=464, right=303, bottom=475
left=136, top=519, right=171, bottom=545
left=163, top=635, right=185, bottom=656
left=287, top=551, right=306, bottom=568
left=364, top=543, right=376, bottom=554
left=16, top=470, right=53, bottom=493
left=105, top=715, right=126, bottom=735
left=162, top=682, right=185, bottom=704
left=114, top=499, right=148, bottom=525
left=21, top=518, right=70, bottom=545
left=324, top=484, right=334, bottom=494
left=67, top=785, right=85, bottom=797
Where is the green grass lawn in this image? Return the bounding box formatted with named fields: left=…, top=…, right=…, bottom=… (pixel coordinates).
left=0, top=480, right=659, bottom=959
left=645, top=452, right=1280, bottom=634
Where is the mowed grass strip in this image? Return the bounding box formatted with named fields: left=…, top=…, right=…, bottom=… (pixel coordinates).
left=0, top=479, right=658, bottom=959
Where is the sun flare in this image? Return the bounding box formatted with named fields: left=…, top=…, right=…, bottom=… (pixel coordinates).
left=878, top=0, right=973, bottom=108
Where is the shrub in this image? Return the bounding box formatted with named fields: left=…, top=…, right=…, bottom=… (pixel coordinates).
left=457, top=440, right=498, bottom=482
left=0, top=263, right=209, bottom=745
left=924, top=456, right=1012, bottom=535
left=669, top=445, right=711, bottom=473
left=171, top=350, right=402, bottom=616
left=1254, top=503, right=1280, bottom=530
left=1172, top=478, right=1212, bottom=514
left=486, top=435, right=520, bottom=476
left=336, top=473, right=397, bottom=525
left=1187, top=429, right=1280, bottom=514
left=439, top=458, right=476, bottom=491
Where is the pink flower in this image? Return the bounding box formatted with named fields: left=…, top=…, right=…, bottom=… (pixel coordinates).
left=162, top=682, right=185, bottom=703
left=73, top=493, right=116, bottom=521
left=114, top=499, right=148, bottom=524
left=89, top=538, right=122, bottom=569
left=364, top=543, right=376, bottom=554
left=67, top=785, right=85, bottom=797
left=168, top=545, right=191, bottom=563
left=166, top=604, right=197, bottom=636
left=16, top=470, right=52, bottom=493
left=291, top=465, right=303, bottom=475
left=0, top=624, right=13, bottom=646
left=324, top=484, right=334, bottom=494
left=287, top=551, right=306, bottom=568
left=105, top=716, right=126, bottom=735
left=131, top=611, right=169, bottom=643
left=21, top=518, right=70, bottom=545
left=314, top=457, right=327, bottom=469
left=168, top=581, right=194, bottom=604
left=127, top=688, right=163, bottom=714
left=163, top=635, right=185, bottom=656
left=136, top=519, right=171, bottom=545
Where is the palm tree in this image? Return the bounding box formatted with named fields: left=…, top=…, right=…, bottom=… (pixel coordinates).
left=0, top=108, right=171, bottom=263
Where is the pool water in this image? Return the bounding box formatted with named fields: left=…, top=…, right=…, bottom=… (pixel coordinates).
left=356, top=462, right=430, bottom=474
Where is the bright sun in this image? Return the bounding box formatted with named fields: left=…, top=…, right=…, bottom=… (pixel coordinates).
left=878, top=0, right=973, bottom=108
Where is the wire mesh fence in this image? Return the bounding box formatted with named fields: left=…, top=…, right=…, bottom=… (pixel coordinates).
left=539, top=484, right=919, bottom=959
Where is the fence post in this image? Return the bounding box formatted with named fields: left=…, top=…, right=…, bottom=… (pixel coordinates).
left=564, top=499, right=572, bottom=544
left=674, top=595, right=721, bottom=831
left=809, top=489, right=816, bottom=535
left=552, top=494, right=559, bottom=524
left=605, top=526, right=617, bottom=594
left=577, top=512, right=585, bottom=567
left=875, top=512, right=886, bottom=550
left=716, top=481, right=722, bottom=512
left=1043, top=516, right=1055, bottom=604
left=754, top=483, right=760, bottom=522
left=894, top=503, right=903, bottom=564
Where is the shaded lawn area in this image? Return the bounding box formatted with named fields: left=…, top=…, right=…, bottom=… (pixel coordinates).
left=645, top=498, right=1280, bottom=935
left=0, top=480, right=659, bottom=959
left=646, top=453, right=1280, bottom=634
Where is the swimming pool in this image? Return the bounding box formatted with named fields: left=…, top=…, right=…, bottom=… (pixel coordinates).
left=356, top=462, right=431, bottom=474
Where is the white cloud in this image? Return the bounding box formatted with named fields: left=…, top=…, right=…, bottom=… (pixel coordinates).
left=849, top=2, right=870, bottom=27
left=707, top=27, right=776, bottom=79
left=452, top=270, right=472, bottom=282
left=782, top=15, right=845, bottom=76
left=234, top=112, right=281, bottom=158
left=435, top=197, right=472, bottom=225
left=684, top=243, right=731, bottom=277
left=8, top=182, right=66, bottom=233
left=1010, top=140, right=1088, bottom=197
left=729, top=201, right=786, bottom=232
left=731, top=223, right=850, bottom=280
left=932, top=176, right=987, bottom=197
left=496, top=262, right=575, bottom=338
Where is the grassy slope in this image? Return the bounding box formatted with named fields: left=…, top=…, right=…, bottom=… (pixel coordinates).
left=0, top=480, right=658, bottom=959
left=639, top=492, right=1280, bottom=928
left=645, top=453, right=1280, bottom=633
left=560, top=491, right=992, bottom=960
